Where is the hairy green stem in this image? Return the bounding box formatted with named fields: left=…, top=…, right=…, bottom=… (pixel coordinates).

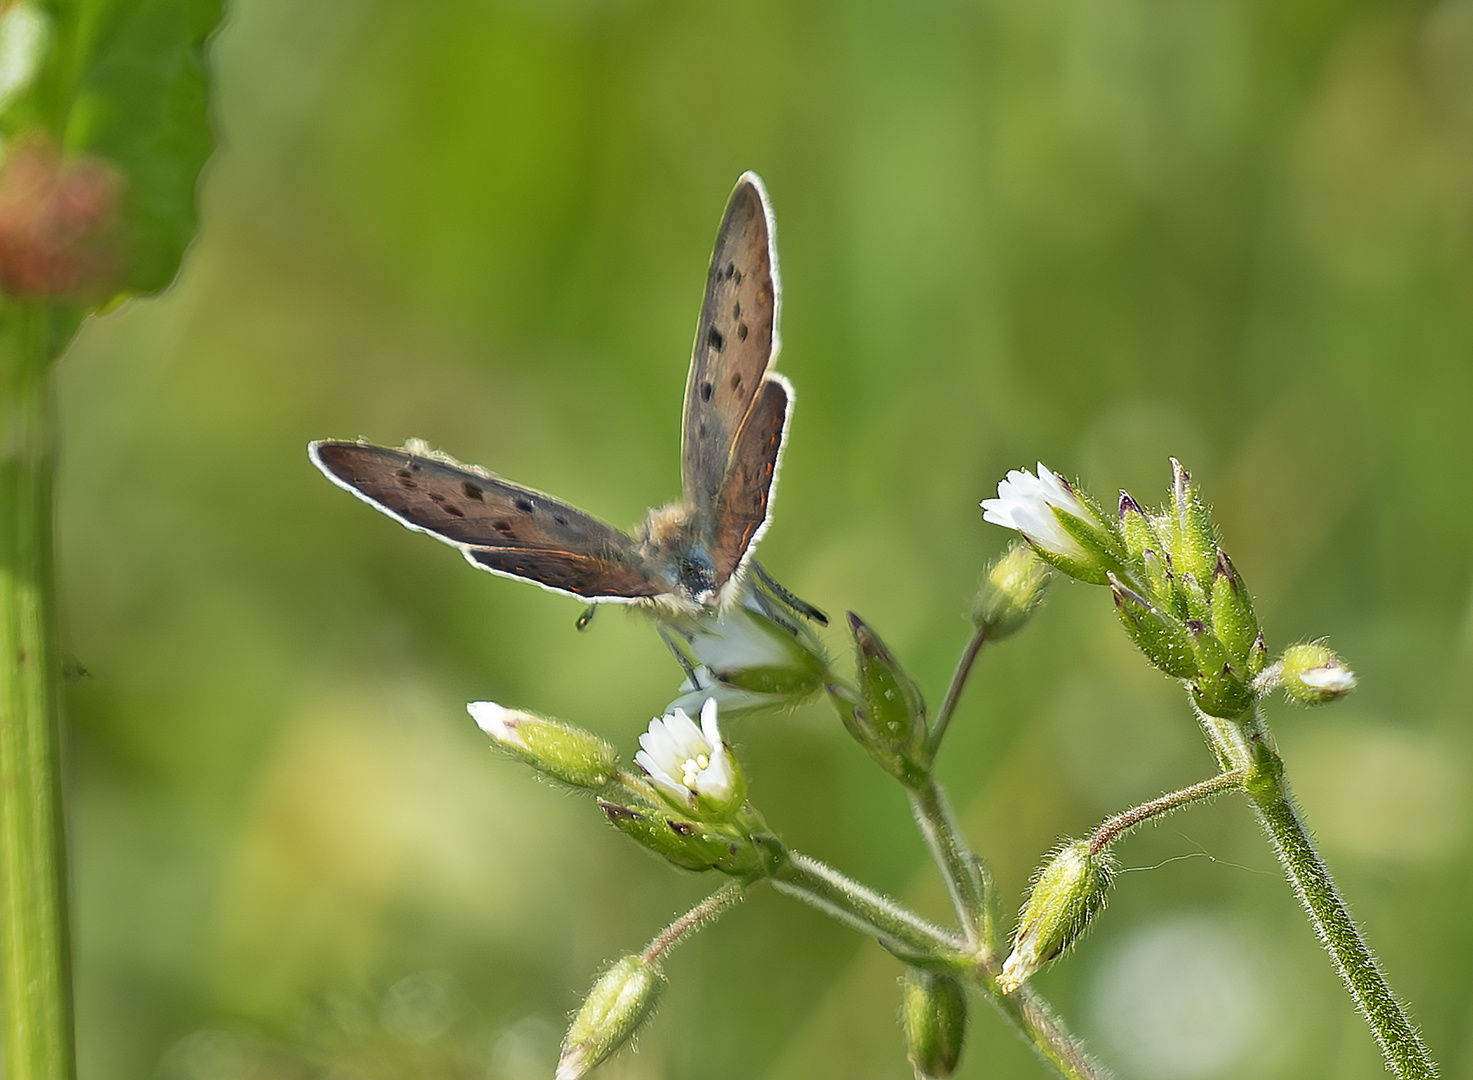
left=908, top=777, right=990, bottom=952
left=926, top=621, right=988, bottom=756
left=1198, top=706, right=1437, bottom=1079
left=0, top=303, right=76, bottom=1080
left=643, top=881, right=745, bottom=963
left=769, top=851, right=971, bottom=969
left=985, top=984, right=1112, bottom=1080
left=1088, top=768, right=1246, bottom=855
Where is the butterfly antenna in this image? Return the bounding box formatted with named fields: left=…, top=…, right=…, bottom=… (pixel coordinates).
left=751, top=561, right=828, bottom=626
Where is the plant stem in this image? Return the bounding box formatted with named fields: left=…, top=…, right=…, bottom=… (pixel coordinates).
left=0, top=302, right=76, bottom=1080
left=769, top=850, right=971, bottom=969
left=1198, top=706, right=1438, bottom=1079
left=908, top=777, right=989, bottom=952
left=986, top=984, right=1112, bottom=1080
left=926, top=621, right=988, bottom=756
left=1088, top=769, right=1245, bottom=855
left=643, top=881, right=745, bottom=963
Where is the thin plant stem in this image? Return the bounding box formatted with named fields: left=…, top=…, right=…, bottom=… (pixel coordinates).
left=986, top=984, right=1112, bottom=1080
left=1088, top=768, right=1246, bottom=855
left=643, top=881, right=746, bottom=964
left=1198, top=705, right=1438, bottom=1079
left=908, top=777, right=989, bottom=952
left=927, top=621, right=988, bottom=756
left=769, top=850, right=971, bottom=969
left=0, top=302, right=76, bottom=1080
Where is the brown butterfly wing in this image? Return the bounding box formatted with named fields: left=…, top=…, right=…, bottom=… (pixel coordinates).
left=682, top=172, right=781, bottom=514
left=708, top=375, right=791, bottom=584
left=310, top=440, right=665, bottom=601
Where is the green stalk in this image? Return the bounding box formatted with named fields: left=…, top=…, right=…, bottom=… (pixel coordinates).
left=1199, top=707, right=1437, bottom=1079
left=0, top=302, right=76, bottom=1080
left=908, top=777, right=990, bottom=951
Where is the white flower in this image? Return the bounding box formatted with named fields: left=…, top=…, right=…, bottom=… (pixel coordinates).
left=981, top=463, right=1097, bottom=564
left=635, top=698, right=739, bottom=813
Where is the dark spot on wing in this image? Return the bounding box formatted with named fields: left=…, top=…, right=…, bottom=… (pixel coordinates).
left=698, top=421, right=708, bottom=439
left=396, top=468, right=412, bottom=479
left=396, top=476, right=417, bottom=489
left=700, top=381, right=713, bottom=402
left=514, top=497, right=535, bottom=513
left=737, top=322, right=748, bottom=341
left=724, top=261, right=735, bottom=279
left=461, top=481, right=484, bottom=501
left=734, top=269, right=743, bottom=284
left=492, top=520, right=517, bottom=538
left=733, top=300, right=741, bottom=318
left=443, top=504, right=465, bottom=518
left=730, top=372, right=742, bottom=390
left=428, top=492, right=445, bottom=503
left=707, top=325, right=724, bottom=353
left=553, top=514, right=568, bottom=526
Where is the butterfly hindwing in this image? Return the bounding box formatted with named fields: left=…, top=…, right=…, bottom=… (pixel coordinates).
left=310, top=440, right=662, bottom=601
left=709, top=375, right=790, bottom=584
left=682, top=172, right=781, bottom=517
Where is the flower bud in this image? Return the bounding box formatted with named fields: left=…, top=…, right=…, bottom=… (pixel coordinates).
left=900, top=969, right=968, bottom=1079
left=1184, top=621, right=1254, bottom=718
left=832, top=613, right=929, bottom=785
left=468, top=702, right=618, bottom=791
left=1279, top=642, right=1357, bottom=705
left=556, top=955, right=665, bottom=1080
left=1109, top=575, right=1197, bottom=679
left=1162, top=458, right=1218, bottom=584
left=1117, top=491, right=1161, bottom=564
left=972, top=542, right=1052, bottom=642
left=998, top=841, right=1112, bottom=994
left=982, top=464, right=1125, bottom=585
left=1209, top=550, right=1260, bottom=665
left=597, top=800, right=767, bottom=877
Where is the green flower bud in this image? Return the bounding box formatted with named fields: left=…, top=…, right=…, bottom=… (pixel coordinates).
left=1109, top=575, right=1197, bottom=679
left=1117, top=491, right=1162, bottom=564
left=1279, top=642, right=1357, bottom=705
left=972, top=542, right=1052, bottom=642
left=1185, top=620, right=1254, bottom=718
left=999, top=841, right=1112, bottom=994
left=556, top=955, right=665, bottom=1080
left=1162, top=458, right=1218, bottom=584
left=982, top=464, right=1126, bottom=585
left=597, top=800, right=767, bottom=877
left=1209, top=550, right=1260, bottom=665
left=832, top=613, right=929, bottom=785
left=1140, top=547, right=1177, bottom=612
left=900, top=969, right=968, bottom=1079
left=468, top=702, right=618, bottom=791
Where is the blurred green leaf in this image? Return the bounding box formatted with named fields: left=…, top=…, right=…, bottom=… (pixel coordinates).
left=57, top=0, right=220, bottom=296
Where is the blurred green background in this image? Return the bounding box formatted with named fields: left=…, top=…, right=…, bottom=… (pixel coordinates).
left=51, top=0, right=1473, bottom=1076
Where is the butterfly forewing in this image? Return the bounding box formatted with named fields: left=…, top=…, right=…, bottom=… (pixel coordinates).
left=682, top=172, right=780, bottom=515
left=310, top=441, right=663, bottom=600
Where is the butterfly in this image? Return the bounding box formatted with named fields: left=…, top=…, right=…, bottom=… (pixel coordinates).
left=310, top=172, right=820, bottom=623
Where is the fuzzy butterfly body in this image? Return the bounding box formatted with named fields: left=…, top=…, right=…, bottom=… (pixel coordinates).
left=311, top=172, right=796, bottom=613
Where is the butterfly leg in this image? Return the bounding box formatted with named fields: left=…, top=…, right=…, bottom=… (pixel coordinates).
left=751, top=560, right=828, bottom=626
left=657, top=622, right=702, bottom=687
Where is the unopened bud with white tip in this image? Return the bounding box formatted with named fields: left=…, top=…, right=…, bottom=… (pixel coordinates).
left=467, top=702, right=619, bottom=791
left=1278, top=642, right=1357, bottom=705
left=998, top=841, right=1112, bottom=994
left=556, top=955, right=664, bottom=1080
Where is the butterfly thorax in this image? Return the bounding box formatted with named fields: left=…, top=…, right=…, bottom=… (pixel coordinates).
left=639, top=502, right=720, bottom=608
